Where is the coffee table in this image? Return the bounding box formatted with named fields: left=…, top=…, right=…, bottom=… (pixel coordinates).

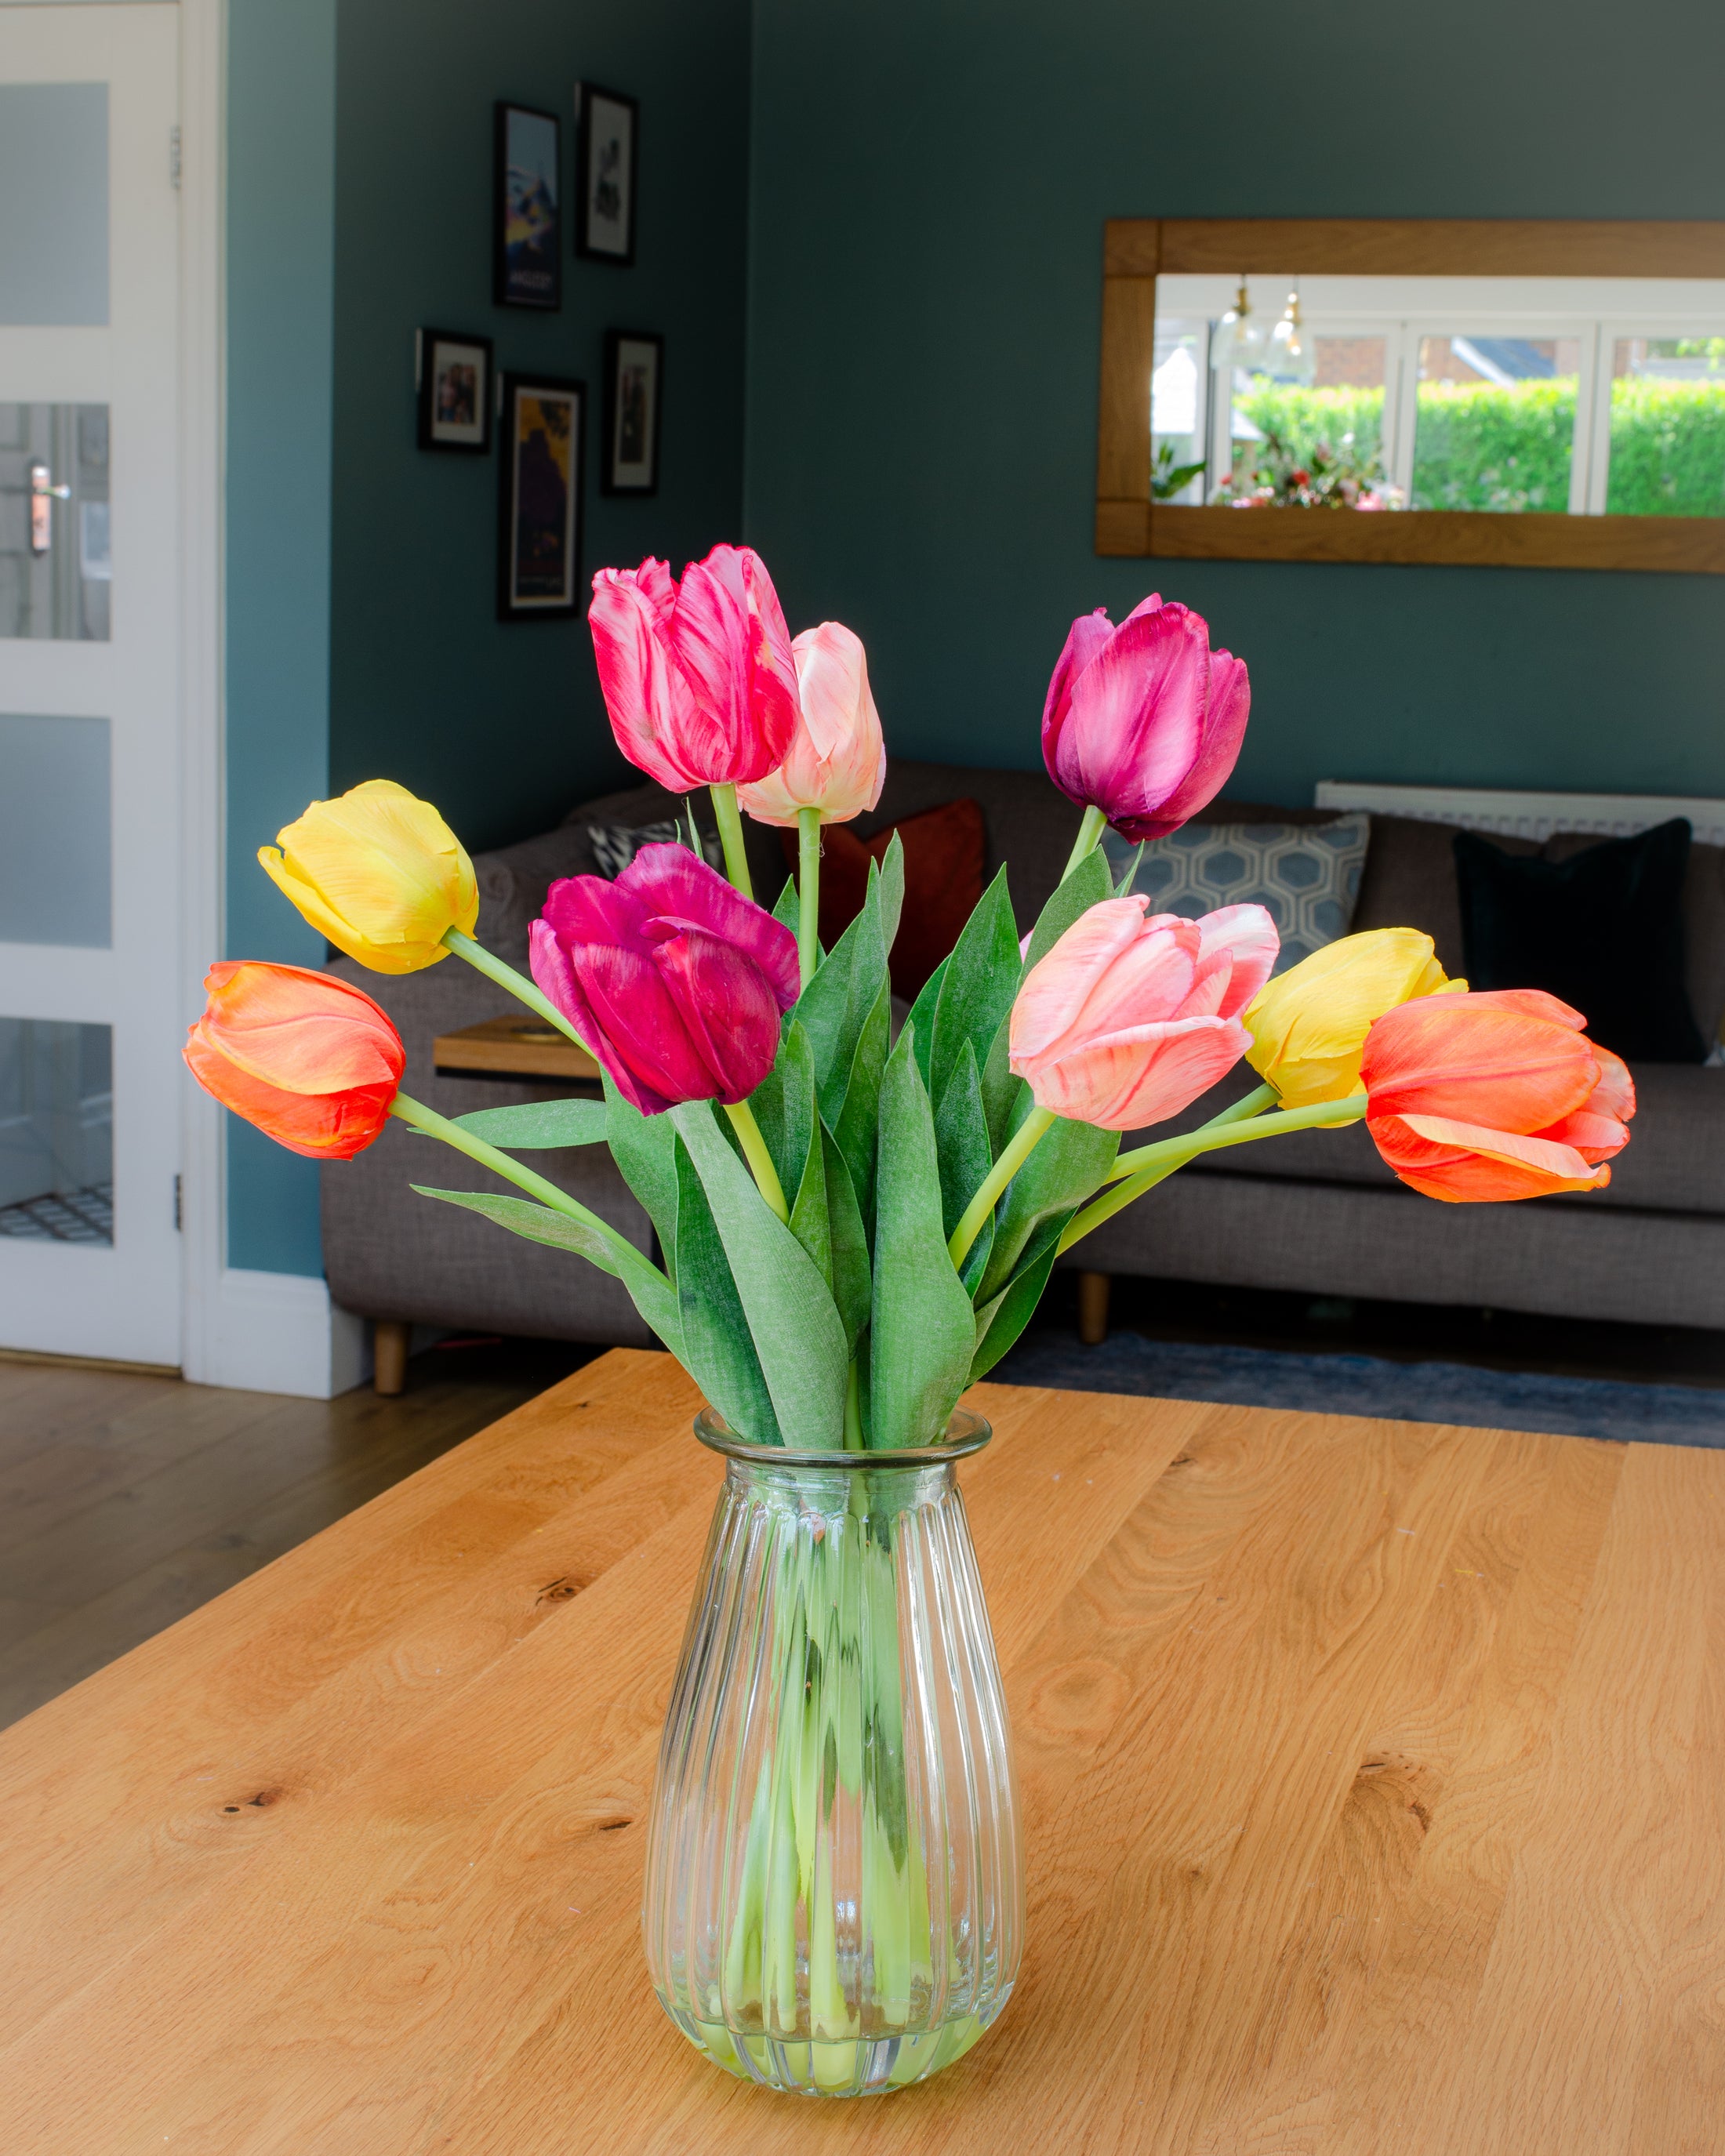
left=2, top=1349, right=1720, bottom=2151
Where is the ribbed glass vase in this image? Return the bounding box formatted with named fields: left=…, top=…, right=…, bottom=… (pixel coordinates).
left=642, top=1408, right=1023, bottom=2097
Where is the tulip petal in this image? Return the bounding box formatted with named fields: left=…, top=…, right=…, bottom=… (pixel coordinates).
left=1585, top=1046, right=1636, bottom=1123
left=1027, top=1014, right=1251, bottom=1130
left=1361, top=995, right=1600, bottom=1133
left=1009, top=896, right=1151, bottom=1065
left=1371, top=1110, right=1610, bottom=1202
left=1535, top=1108, right=1631, bottom=1162
left=1116, top=644, right=1251, bottom=842
left=623, top=844, right=800, bottom=1010
left=1196, top=902, right=1279, bottom=1017
left=1040, top=607, right=1131, bottom=807
left=260, top=779, right=477, bottom=972
left=650, top=927, right=785, bottom=1103
left=1053, top=602, right=1208, bottom=826
left=589, top=569, right=706, bottom=790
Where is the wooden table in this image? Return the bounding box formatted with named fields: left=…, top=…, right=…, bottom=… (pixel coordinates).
left=3, top=1351, right=1721, bottom=2153
left=432, top=1011, right=601, bottom=1083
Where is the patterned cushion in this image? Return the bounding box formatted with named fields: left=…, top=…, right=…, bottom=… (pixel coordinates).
left=586, top=819, right=724, bottom=880
left=1102, top=814, right=1371, bottom=972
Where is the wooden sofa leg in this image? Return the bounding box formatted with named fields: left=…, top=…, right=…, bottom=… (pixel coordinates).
left=1077, top=1271, right=1111, bottom=1347
left=373, top=1320, right=410, bottom=1397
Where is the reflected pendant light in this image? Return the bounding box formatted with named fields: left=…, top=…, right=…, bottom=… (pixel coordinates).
left=1212, top=275, right=1268, bottom=377
left=1268, top=283, right=1316, bottom=385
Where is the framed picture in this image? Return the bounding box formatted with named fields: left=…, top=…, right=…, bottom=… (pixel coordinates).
left=498, top=372, right=584, bottom=620
left=602, top=330, right=663, bottom=495
left=576, top=82, right=637, bottom=263
left=493, top=100, right=561, bottom=310
left=416, top=328, right=492, bottom=452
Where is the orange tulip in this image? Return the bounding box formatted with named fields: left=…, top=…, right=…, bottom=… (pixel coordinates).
left=1360, top=988, right=1634, bottom=1203
left=183, top=961, right=404, bottom=1160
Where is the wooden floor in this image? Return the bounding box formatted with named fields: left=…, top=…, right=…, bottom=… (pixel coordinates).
left=0, top=1340, right=589, bottom=1731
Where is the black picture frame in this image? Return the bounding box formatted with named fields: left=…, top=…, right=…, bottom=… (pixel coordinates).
left=493, top=100, right=562, bottom=310
left=601, top=329, right=663, bottom=495
left=497, top=371, right=584, bottom=622
left=576, top=82, right=637, bottom=265
left=416, top=328, right=493, bottom=453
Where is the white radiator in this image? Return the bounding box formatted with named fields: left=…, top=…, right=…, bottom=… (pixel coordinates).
left=1313, top=781, right=1725, bottom=851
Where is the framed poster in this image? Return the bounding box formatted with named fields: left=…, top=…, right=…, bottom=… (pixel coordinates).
left=498, top=372, right=584, bottom=620
left=416, top=328, right=493, bottom=452
left=493, top=101, right=561, bottom=309
left=576, top=82, right=637, bottom=263
left=601, top=329, right=663, bottom=495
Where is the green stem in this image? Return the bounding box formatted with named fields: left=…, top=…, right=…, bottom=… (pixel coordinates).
left=441, top=927, right=592, bottom=1054
left=1059, top=803, right=1109, bottom=884
left=710, top=781, right=754, bottom=900
left=844, top=1359, right=864, bottom=1452
left=387, top=1091, right=671, bottom=1287
left=1060, top=1090, right=1366, bottom=1254
left=1097, top=1079, right=1278, bottom=1185
left=724, top=1098, right=789, bottom=1222
left=947, top=1105, right=1058, bottom=1268
left=797, top=806, right=823, bottom=989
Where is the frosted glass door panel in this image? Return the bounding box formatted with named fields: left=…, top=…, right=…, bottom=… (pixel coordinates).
left=0, top=403, right=111, bottom=639
left=0, top=713, right=111, bottom=946
left=0, top=82, right=107, bottom=325
left=0, top=1017, right=112, bottom=1242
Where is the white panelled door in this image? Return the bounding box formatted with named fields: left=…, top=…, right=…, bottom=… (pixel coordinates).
left=0, top=5, right=183, bottom=1363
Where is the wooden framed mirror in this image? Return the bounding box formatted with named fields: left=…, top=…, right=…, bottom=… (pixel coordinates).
left=1096, top=219, right=1725, bottom=572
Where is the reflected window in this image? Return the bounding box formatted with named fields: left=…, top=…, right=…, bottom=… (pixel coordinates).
left=1607, top=338, right=1725, bottom=517
left=1412, top=336, right=1579, bottom=513
left=1150, top=321, right=1208, bottom=503
left=0, top=1018, right=113, bottom=1244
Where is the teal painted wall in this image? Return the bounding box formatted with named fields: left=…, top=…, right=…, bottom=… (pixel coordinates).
left=328, top=0, right=754, bottom=855
left=743, top=0, right=1725, bottom=805
left=224, top=0, right=336, bottom=1276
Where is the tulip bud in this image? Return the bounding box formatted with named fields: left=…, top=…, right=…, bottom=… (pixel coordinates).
left=529, top=843, right=799, bottom=1116
left=589, top=545, right=800, bottom=792
left=737, top=622, right=887, bottom=826
left=1009, top=897, right=1278, bottom=1131
left=183, top=962, right=404, bottom=1159
left=1244, top=927, right=1464, bottom=1108
left=1041, top=595, right=1249, bottom=842
left=1360, top=988, right=1634, bottom=1202
left=258, top=779, right=478, bottom=974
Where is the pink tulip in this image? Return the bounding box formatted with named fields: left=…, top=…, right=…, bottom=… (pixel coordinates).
left=1009, top=897, right=1278, bottom=1129
left=736, top=622, right=887, bottom=825
left=530, top=844, right=799, bottom=1116
left=1042, top=594, right=1250, bottom=842
left=588, top=545, right=801, bottom=791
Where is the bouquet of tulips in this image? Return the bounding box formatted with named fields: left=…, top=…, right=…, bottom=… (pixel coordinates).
left=183, top=546, right=1636, bottom=2094
left=185, top=546, right=1635, bottom=1446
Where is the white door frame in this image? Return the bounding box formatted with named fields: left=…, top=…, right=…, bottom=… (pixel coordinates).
left=172, top=0, right=362, bottom=1397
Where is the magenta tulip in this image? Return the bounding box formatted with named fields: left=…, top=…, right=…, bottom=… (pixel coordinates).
left=588, top=545, right=801, bottom=792
left=530, top=844, right=800, bottom=1115
left=1041, top=594, right=1250, bottom=842
left=1009, top=898, right=1278, bottom=1129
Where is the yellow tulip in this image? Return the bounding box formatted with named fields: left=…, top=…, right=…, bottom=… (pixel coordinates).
left=258, top=779, right=478, bottom=973
left=1244, top=927, right=1465, bottom=1107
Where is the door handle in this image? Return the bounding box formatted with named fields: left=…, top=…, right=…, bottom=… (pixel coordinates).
left=29, top=462, right=73, bottom=556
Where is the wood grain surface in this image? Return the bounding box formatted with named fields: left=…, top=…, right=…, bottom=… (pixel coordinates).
left=433, top=1013, right=603, bottom=1082
left=2, top=1348, right=1721, bottom=2154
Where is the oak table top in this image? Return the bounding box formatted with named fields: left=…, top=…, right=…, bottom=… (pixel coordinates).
left=2, top=1348, right=1721, bottom=2154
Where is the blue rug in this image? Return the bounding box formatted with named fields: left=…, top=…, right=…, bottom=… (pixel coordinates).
left=991, top=1327, right=1725, bottom=1449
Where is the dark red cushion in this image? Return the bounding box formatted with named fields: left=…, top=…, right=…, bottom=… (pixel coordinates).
left=780, top=798, right=986, bottom=999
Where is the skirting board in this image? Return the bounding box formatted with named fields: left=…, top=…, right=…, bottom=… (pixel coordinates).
left=188, top=1269, right=371, bottom=1399
left=1314, top=781, right=1725, bottom=848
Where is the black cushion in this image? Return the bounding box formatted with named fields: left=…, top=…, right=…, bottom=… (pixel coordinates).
left=1454, top=820, right=1705, bottom=1064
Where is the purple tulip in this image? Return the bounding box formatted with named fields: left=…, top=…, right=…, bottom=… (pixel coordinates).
left=1041, top=594, right=1250, bottom=843
left=530, top=844, right=800, bottom=1116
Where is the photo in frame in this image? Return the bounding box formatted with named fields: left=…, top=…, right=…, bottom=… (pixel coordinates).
left=493, top=101, right=561, bottom=310
left=497, top=372, right=584, bottom=620
left=576, top=82, right=637, bottom=263
left=416, top=328, right=493, bottom=452
left=602, top=330, right=663, bottom=495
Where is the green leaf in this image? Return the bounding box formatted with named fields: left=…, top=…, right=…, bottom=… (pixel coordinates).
left=772, top=873, right=801, bottom=932
left=933, top=1039, right=991, bottom=1244
left=832, top=976, right=889, bottom=1229
left=979, top=1008, right=1026, bottom=1159
left=747, top=1020, right=818, bottom=1206
left=448, top=1098, right=608, bottom=1149
left=928, top=866, right=1021, bottom=1116
left=1112, top=840, right=1146, bottom=897
left=820, top=1124, right=872, bottom=1351
left=874, top=831, right=905, bottom=960
left=1024, top=846, right=1112, bottom=972
left=903, top=956, right=950, bottom=1090
left=411, top=1185, right=682, bottom=1353
left=867, top=1025, right=978, bottom=1450
left=673, top=1101, right=849, bottom=1449
left=598, top=1072, right=681, bottom=1270
left=976, top=1115, right=1119, bottom=1304
left=798, top=856, right=890, bottom=1120
left=968, top=1217, right=1065, bottom=1383
left=671, top=1137, right=782, bottom=1445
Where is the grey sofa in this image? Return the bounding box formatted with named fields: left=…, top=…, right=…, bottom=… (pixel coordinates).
left=321, top=766, right=1725, bottom=1377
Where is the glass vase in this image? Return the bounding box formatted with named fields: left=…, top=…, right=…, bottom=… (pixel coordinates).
left=642, top=1408, right=1023, bottom=2097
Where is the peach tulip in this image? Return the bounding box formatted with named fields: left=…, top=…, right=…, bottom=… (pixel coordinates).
left=1360, top=988, right=1634, bottom=1202
left=1010, top=897, right=1279, bottom=1130
left=736, top=622, right=886, bottom=825
left=588, top=544, right=800, bottom=791
left=183, top=962, right=404, bottom=1159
